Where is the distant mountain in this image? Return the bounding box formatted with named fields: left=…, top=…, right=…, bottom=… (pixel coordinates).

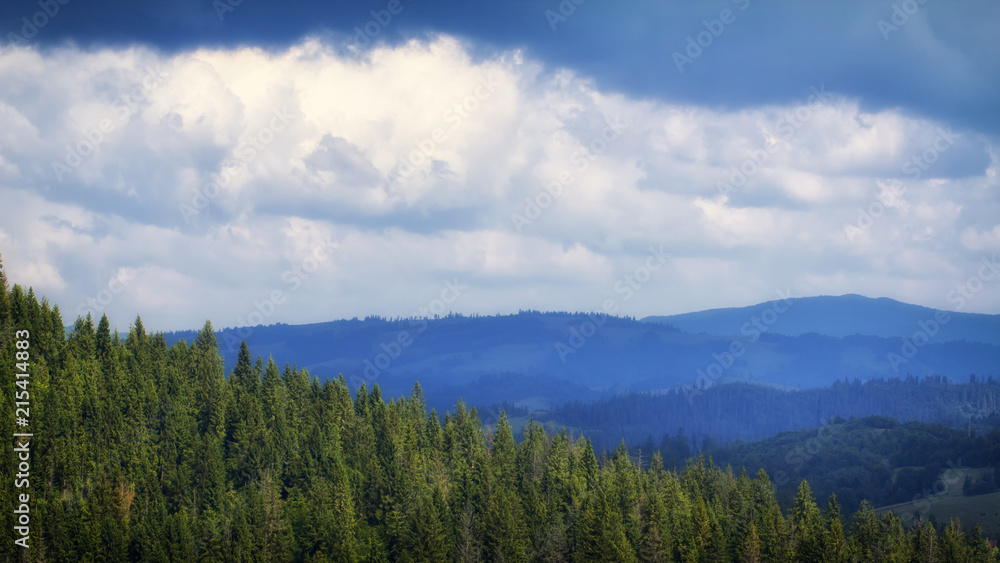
left=542, top=377, right=1000, bottom=451
left=642, top=294, right=1000, bottom=346
left=162, top=303, right=1000, bottom=413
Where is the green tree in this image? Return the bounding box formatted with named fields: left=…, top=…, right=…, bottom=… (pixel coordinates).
left=400, top=488, right=450, bottom=562
left=740, top=520, right=761, bottom=563
left=483, top=488, right=530, bottom=562
left=790, top=480, right=824, bottom=563
left=911, top=520, right=939, bottom=563
left=823, top=494, right=848, bottom=563
left=190, top=321, right=228, bottom=510
left=226, top=341, right=268, bottom=486
left=940, top=518, right=972, bottom=563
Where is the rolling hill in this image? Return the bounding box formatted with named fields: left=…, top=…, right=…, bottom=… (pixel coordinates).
left=161, top=295, right=1000, bottom=413
left=642, top=293, right=1000, bottom=345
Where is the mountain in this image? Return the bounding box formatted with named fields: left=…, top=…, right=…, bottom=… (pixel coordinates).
left=541, top=377, right=1000, bottom=451
left=642, top=293, right=1000, bottom=345
left=161, top=297, right=1000, bottom=413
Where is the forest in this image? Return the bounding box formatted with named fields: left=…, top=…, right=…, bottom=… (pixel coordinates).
left=696, top=417, right=1000, bottom=518
left=545, top=378, right=1000, bottom=450
left=1, top=265, right=999, bottom=561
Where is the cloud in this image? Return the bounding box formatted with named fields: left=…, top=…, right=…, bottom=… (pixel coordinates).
left=0, top=35, right=997, bottom=331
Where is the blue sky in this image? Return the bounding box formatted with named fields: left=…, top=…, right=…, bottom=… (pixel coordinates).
left=0, top=0, right=998, bottom=331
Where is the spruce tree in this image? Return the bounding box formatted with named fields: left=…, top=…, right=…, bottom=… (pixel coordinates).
left=791, top=480, right=824, bottom=563
left=824, top=494, right=849, bottom=563
left=740, top=520, right=762, bottom=563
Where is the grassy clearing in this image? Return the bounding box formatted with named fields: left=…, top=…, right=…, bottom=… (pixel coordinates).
left=879, top=491, right=1000, bottom=540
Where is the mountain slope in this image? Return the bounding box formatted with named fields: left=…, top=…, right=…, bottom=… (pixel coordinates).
left=162, top=306, right=1000, bottom=413
left=704, top=416, right=1000, bottom=520
left=642, top=293, right=1000, bottom=345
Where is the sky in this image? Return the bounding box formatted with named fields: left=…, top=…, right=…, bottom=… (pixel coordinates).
left=0, top=0, right=998, bottom=332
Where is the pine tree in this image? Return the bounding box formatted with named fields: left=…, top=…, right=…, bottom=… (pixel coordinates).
left=612, top=440, right=642, bottom=554
left=575, top=475, right=638, bottom=562
left=453, top=502, right=483, bottom=563
left=911, top=520, right=938, bottom=563
left=879, top=511, right=912, bottom=561
left=691, top=496, right=711, bottom=561
left=849, top=500, right=881, bottom=561
left=791, top=480, right=824, bottom=563
left=966, top=524, right=994, bottom=563
left=740, top=520, right=761, bottom=563
left=824, top=494, right=848, bottom=563
left=483, top=488, right=530, bottom=562
left=189, top=321, right=228, bottom=510
left=537, top=511, right=570, bottom=563
left=491, top=410, right=517, bottom=490
left=400, top=488, right=450, bottom=562
left=940, top=518, right=972, bottom=563
left=638, top=484, right=670, bottom=562
left=226, top=341, right=268, bottom=486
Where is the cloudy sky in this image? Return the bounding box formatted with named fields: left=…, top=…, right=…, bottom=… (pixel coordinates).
left=0, top=0, right=998, bottom=332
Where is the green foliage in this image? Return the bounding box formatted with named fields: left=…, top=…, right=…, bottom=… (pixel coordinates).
left=703, top=416, right=1000, bottom=517
left=0, top=264, right=998, bottom=562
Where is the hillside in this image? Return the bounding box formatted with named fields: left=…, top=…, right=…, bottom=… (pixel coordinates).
left=160, top=300, right=1000, bottom=413
left=643, top=294, right=1000, bottom=345
left=699, top=416, right=1000, bottom=519
left=878, top=491, right=1000, bottom=542
left=540, top=377, right=1000, bottom=451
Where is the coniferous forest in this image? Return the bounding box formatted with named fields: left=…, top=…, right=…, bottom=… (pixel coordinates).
left=545, top=377, right=1000, bottom=450
left=2, top=267, right=999, bottom=561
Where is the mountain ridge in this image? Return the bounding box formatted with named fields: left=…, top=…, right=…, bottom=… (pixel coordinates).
left=159, top=295, right=1000, bottom=413
left=642, top=293, right=1000, bottom=346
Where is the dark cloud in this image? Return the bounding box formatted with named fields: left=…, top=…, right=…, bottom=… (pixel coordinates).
left=3, top=0, right=998, bottom=136
left=1, top=10, right=998, bottom=331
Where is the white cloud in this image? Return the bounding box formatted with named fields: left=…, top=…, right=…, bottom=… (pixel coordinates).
left=0, top=36, right=998, bottom=330
left=961, top=225, right=1000, bottom=252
